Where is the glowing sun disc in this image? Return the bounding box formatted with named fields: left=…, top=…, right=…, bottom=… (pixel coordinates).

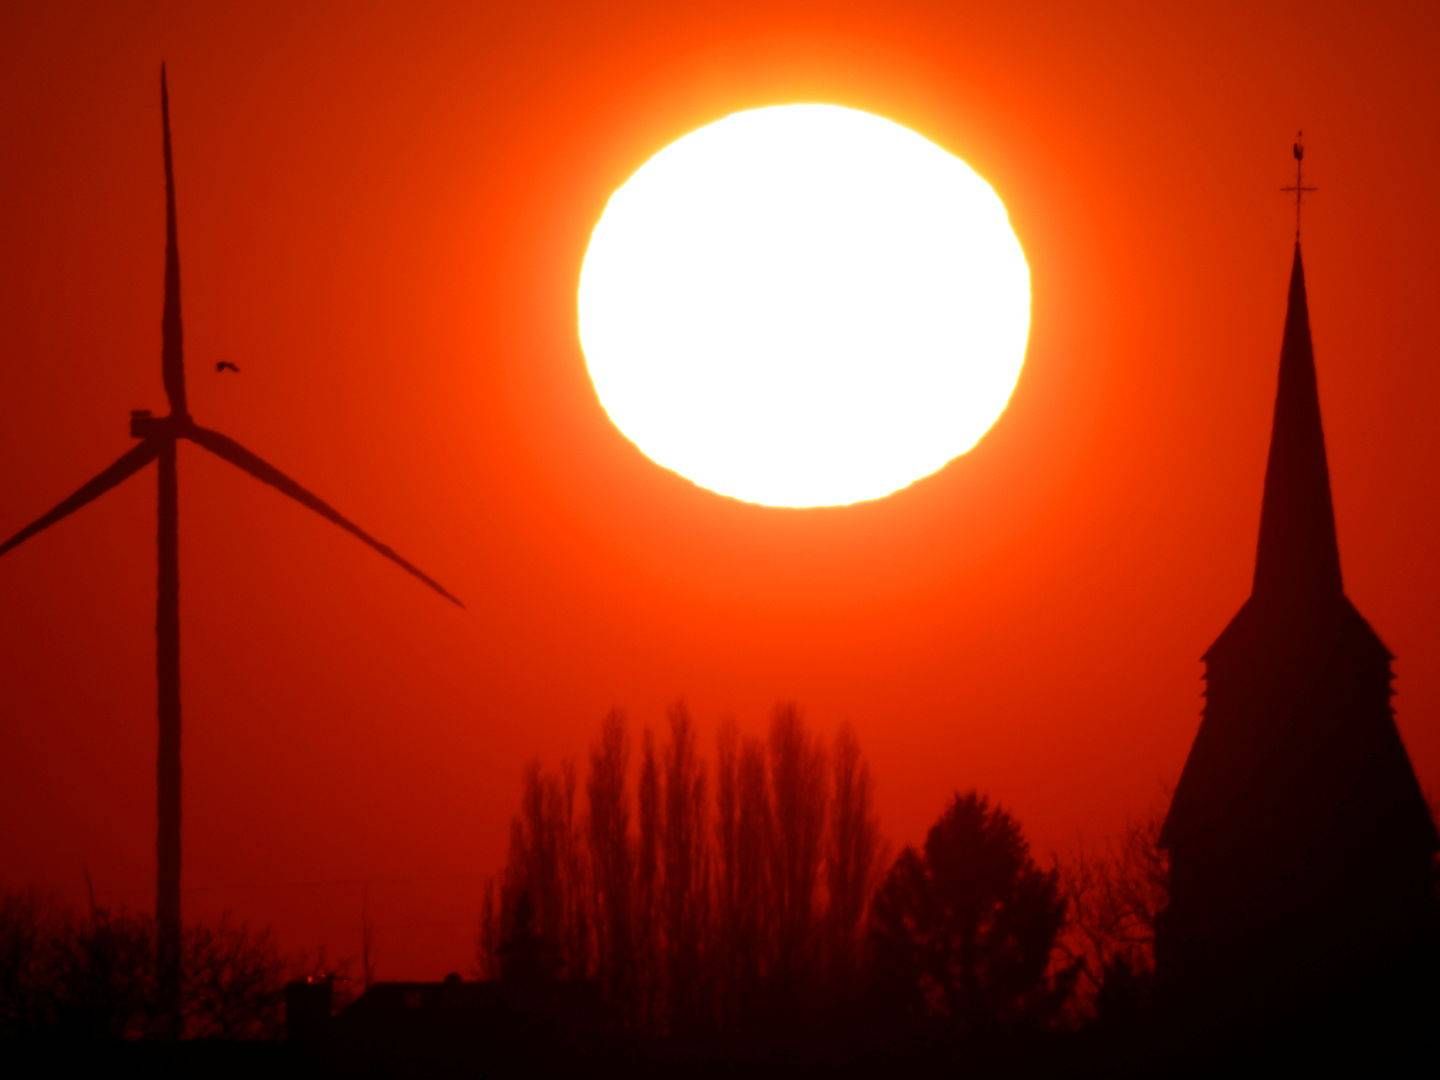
left=578, top=104, right=1031, bottom=508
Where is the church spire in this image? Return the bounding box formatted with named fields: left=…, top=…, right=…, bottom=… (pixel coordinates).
left=1251, top=242, right=1343, bottom=605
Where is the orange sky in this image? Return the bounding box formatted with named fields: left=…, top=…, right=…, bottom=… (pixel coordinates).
left=2, top=1, right=1438, bottom=978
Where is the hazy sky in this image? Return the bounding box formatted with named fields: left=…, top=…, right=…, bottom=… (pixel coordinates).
left=3, top=1, right=1438, bottom=977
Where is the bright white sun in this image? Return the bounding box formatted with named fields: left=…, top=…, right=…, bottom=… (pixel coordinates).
left=577, top=104, right=1031, bottom=508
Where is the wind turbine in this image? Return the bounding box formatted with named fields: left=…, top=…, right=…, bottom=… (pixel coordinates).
left=0, top=67, right=462, bottom=1036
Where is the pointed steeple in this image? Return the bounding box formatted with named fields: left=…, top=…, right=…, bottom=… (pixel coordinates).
left=1251, top=242, right=1342, bottom=606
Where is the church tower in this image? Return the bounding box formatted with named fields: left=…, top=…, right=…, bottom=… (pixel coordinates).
left=1156, top=234, right=1437, bottom=1013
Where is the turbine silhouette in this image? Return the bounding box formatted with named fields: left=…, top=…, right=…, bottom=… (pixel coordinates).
left=0, top=67, right=462, bottom=1035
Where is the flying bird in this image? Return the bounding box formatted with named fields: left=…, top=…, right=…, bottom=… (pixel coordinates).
left=215, top=360, right=240, bottom=374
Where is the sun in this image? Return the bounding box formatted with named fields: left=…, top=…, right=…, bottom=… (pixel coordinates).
left=577, top=104, right=1031, bottom=509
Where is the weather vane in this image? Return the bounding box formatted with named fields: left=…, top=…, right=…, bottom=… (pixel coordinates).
left=1281, top=130, right=1317, bottom=239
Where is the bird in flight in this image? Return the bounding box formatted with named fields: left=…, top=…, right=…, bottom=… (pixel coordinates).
left=215, top=360, right=240, bottom=374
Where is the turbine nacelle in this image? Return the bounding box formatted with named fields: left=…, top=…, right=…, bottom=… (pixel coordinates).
left=130, top=409, right=189, bottom=440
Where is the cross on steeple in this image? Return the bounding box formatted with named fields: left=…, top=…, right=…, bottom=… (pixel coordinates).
left=1281, top=131, right=1318, bottom=239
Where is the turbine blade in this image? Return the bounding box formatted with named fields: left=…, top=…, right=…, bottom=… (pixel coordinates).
left=160, top=65, right=188, bottom=416
left=184, top=424, right=463, bottom=608
left=0, top=441, right=158, bottom=559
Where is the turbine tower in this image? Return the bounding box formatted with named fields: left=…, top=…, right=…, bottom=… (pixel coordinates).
left=0, top=68, right=462, bottom=1036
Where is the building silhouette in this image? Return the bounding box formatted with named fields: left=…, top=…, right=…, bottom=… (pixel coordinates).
left=1157, top=240, right=1438, bottom=1016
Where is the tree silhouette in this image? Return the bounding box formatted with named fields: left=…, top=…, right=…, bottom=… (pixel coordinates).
left=1066, top=811, right=1168, bottom=1021
left=660, top=703, right=709, bottom=1030
left=496, top=888, right=559, bottom=988
left=766, top=703, right=827, bottom=990
left=712, top=717, right=743, bottom=1026
left=587, top=710, right=634, bottom=1006
left=826, top=723, right=883, bottom=983
left=0, top=888, right=290, bottom=1039
left=868, top=791, right=1078, bottom=1036
left=636, top=726, right=660, bottom=1025
left=181, top=914, right=289, bottom=1039
left=479, top=705, right=888, bottom=1040
left=713, top=721, right=774, bottom=1027
left=477, top=761, right=589, bottom=991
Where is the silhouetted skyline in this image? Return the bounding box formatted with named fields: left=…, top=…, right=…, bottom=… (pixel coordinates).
left=1, top=3, right=1438, bottom=987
